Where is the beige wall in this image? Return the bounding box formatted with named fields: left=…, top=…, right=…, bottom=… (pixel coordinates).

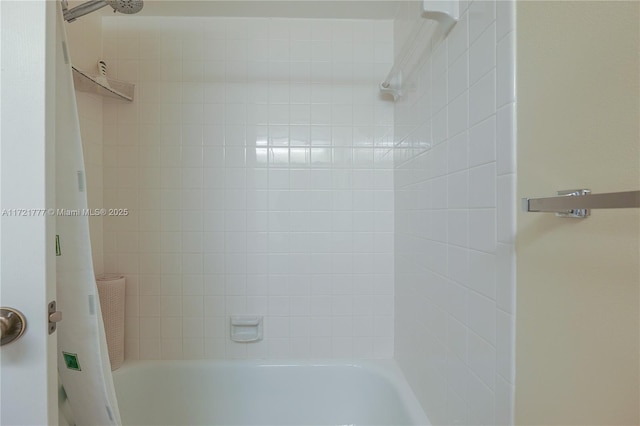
left=516, top=1, right=639, bottom=424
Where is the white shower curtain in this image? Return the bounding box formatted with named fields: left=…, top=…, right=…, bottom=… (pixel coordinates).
left=54, top=3, right=122, bottom=425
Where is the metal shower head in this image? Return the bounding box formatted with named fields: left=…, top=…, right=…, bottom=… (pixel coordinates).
left=63, top=0, right=144, bottom=22
left=105, top=0, right=144, bottom=15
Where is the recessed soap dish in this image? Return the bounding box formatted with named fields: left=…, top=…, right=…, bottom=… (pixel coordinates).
left=230, top=316, right=263, bottom=343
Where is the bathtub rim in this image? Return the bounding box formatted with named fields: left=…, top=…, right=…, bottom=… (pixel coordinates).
left=112, top=358, right=430, bottom=426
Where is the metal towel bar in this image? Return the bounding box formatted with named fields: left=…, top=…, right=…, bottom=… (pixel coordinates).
left=522, top=189, right=640, bottom=218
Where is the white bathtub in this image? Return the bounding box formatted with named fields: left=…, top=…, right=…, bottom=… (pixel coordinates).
left=112, top=360, right=430, bottom=426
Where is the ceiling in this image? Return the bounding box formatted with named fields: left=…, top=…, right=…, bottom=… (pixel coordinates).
left=129, top=0, right=402, bottom=20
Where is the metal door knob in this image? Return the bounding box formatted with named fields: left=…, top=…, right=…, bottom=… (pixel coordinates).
left=0, top=308, right=27, bottom=346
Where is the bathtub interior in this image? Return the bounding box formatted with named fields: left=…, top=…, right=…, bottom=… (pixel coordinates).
left=113, top=360, right=429, bottom=426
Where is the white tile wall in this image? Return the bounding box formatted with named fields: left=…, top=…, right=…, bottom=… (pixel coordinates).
left=101, top=16, right=395, bottom=360
left=393, top=1, right=516, bottom=425
left=68, top=7, right=518, bottom=421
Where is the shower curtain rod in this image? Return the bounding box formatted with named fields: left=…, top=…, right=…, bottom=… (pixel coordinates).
left=380, top=20, right=428, bottom=90
left=379, top=1, right=459, bottom=98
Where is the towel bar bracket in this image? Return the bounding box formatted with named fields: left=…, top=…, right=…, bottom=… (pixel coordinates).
left=555, top=189, right=591, bottom=218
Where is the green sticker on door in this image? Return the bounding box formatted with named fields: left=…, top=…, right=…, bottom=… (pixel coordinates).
left=63, top=352, right=81, bottom=371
